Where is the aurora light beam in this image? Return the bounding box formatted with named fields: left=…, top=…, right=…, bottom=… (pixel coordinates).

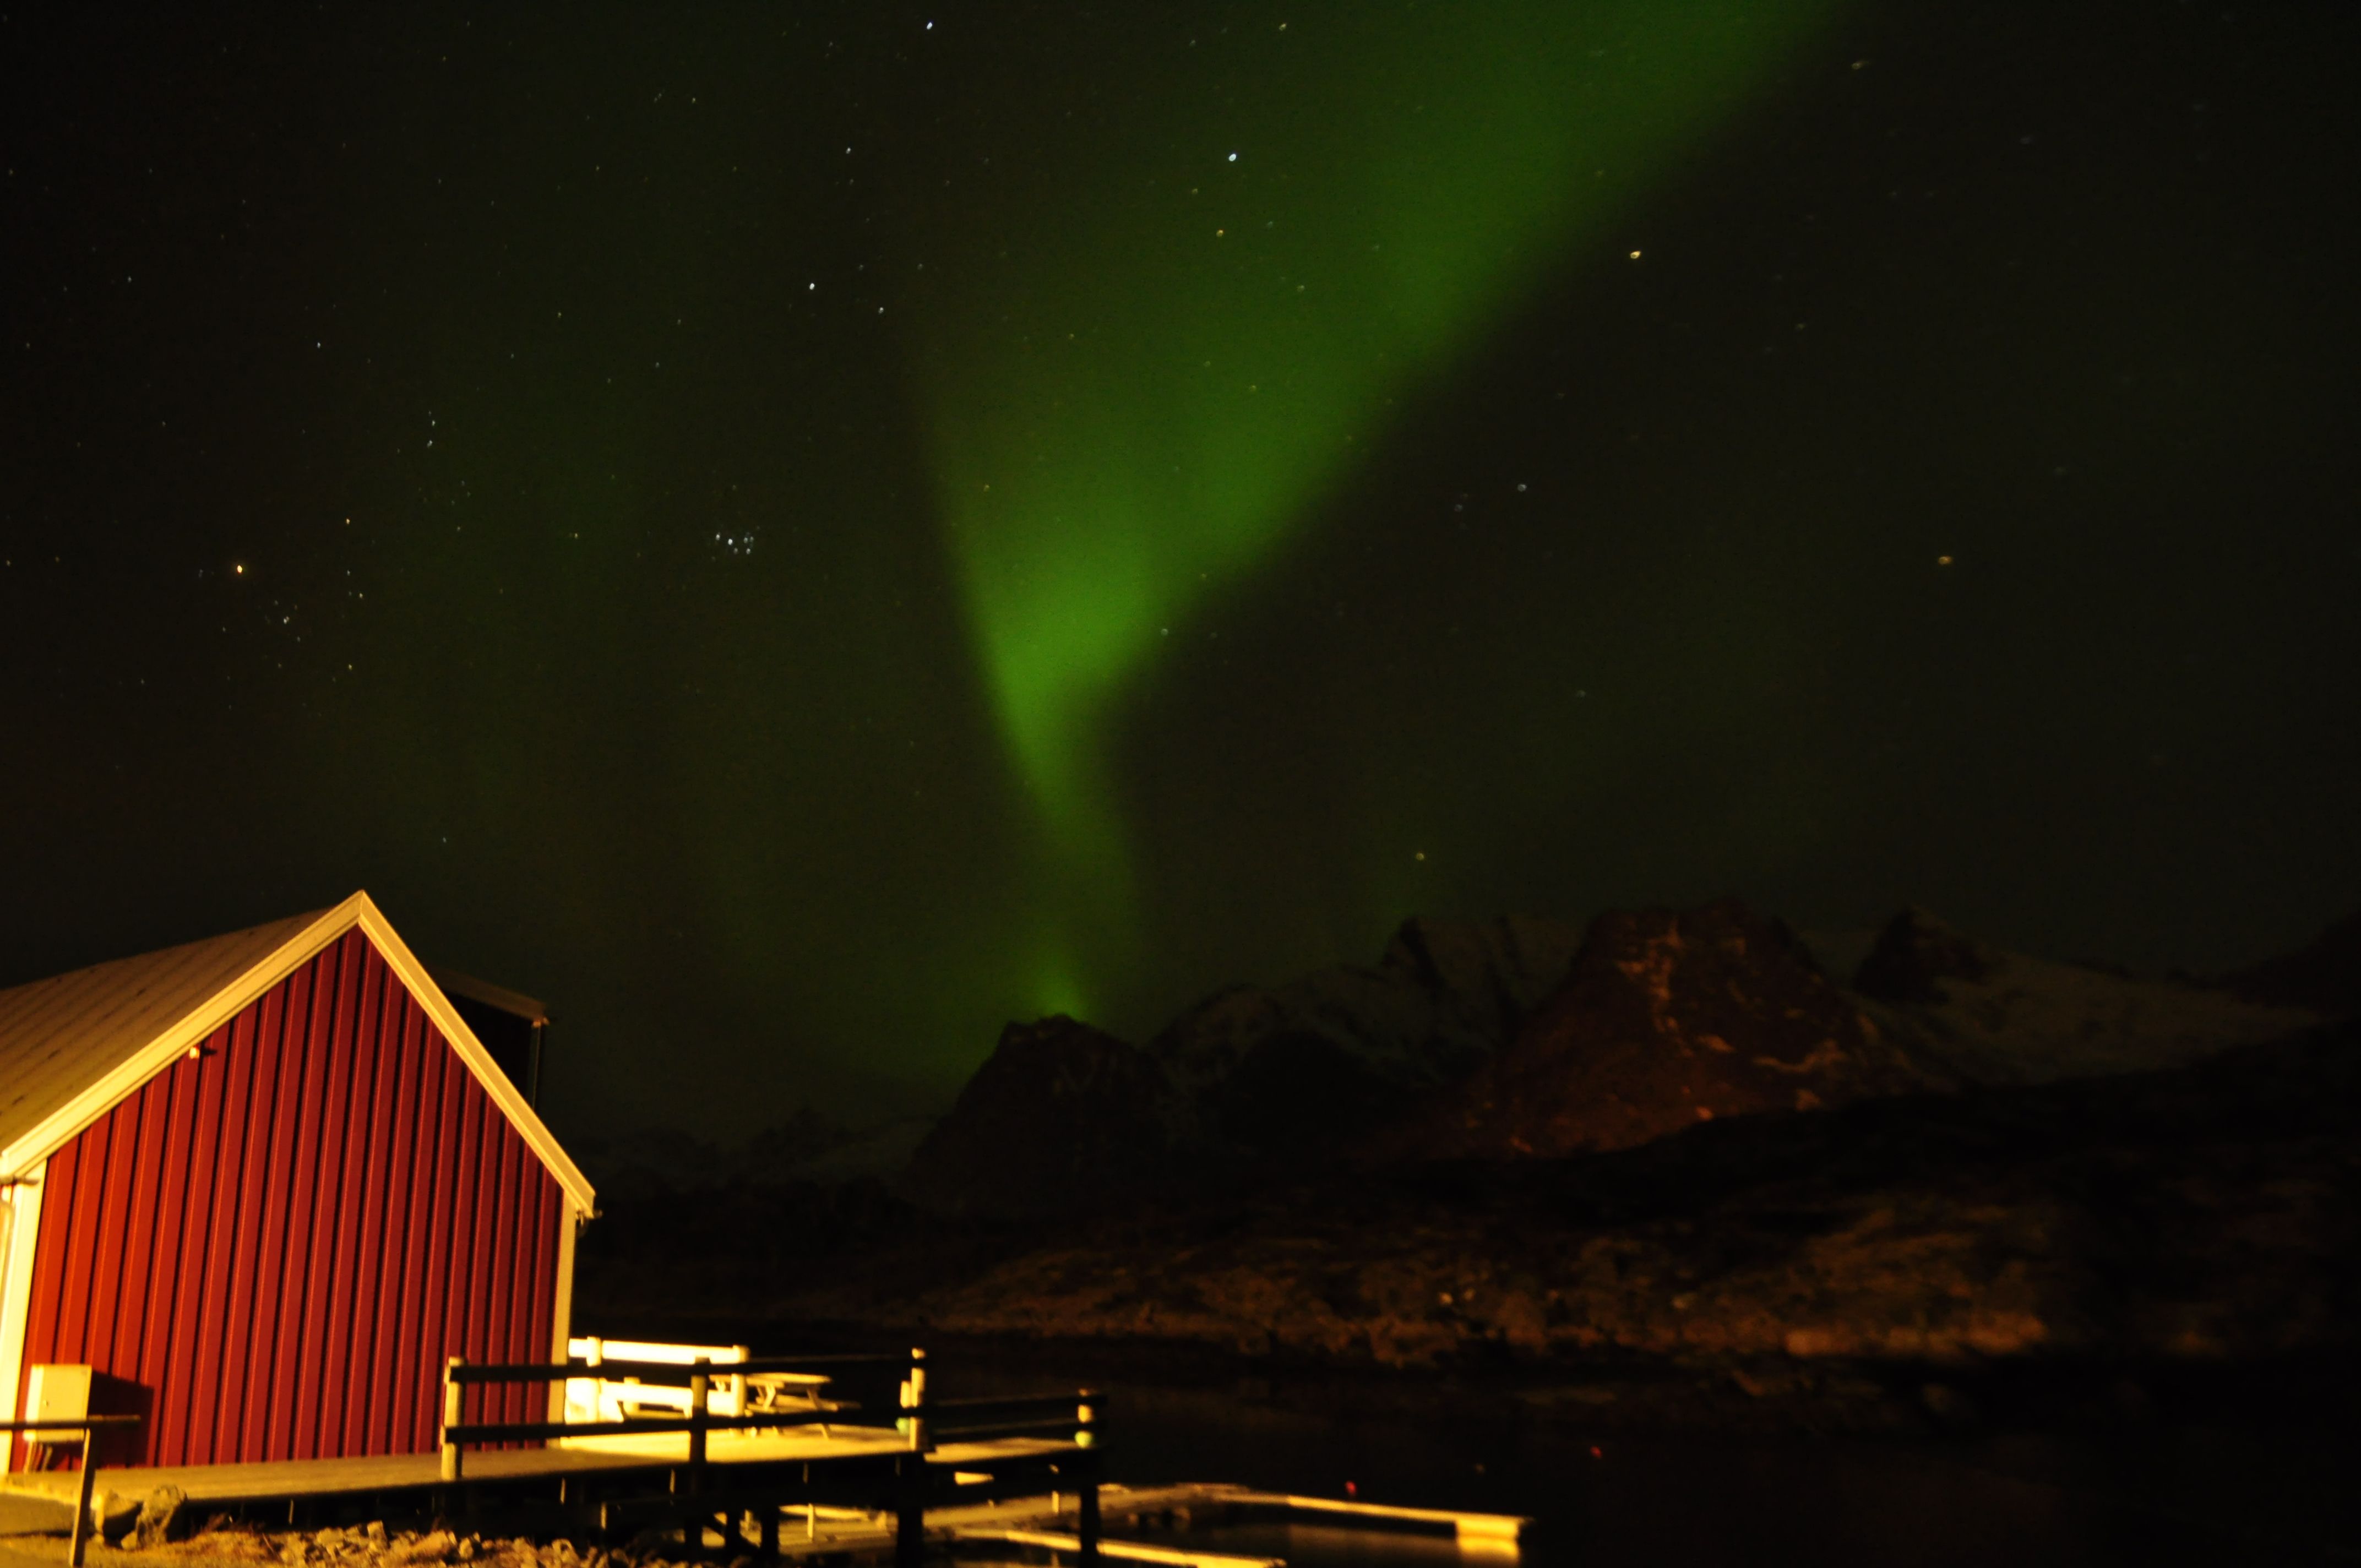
left=920, top=2, right=1840, bottom=1015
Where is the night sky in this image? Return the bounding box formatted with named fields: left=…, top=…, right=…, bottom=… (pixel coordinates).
left=6, top=2, right=2357, bottom=1142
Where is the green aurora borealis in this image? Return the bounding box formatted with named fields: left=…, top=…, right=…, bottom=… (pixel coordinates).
left=7, top=1, right=2359, bottom=1138
left=925, top=3, right=1836, bottom=1012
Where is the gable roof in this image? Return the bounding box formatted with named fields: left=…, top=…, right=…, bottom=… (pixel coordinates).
left=0, top=908, right=329, bottom=1157
left=0, top=892, right=595, bottom=1211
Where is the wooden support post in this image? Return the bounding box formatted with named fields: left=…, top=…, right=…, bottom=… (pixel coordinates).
left=895, top=1456, right=927, bottom=1568
left=684, top=1361, right=711, bottom=1565
left=759, top=1504, right=779, bottom=1558
left=68, top=1426, right=95, bottom=1568
left=1078, top=1477, right=1101, bottom=1568
left=688, top=1358, right=710, bottom=1477
left=439, top=1358, right=465, bottom=1482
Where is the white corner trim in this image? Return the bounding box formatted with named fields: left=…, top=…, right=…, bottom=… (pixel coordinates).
left=0, top=1163, right=50, bottom=1432
left=0, top=894, right=373, bottom=1182
left=547, top=1197, right=583, bottom=1420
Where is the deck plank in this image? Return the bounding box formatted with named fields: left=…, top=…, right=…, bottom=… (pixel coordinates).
left=0, top=1425, right=935, bottom=1506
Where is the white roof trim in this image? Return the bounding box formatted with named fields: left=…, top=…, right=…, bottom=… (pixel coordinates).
left=0, top=892, right=596, bottom=1212
left=351, top=896, right=595, bottom=1211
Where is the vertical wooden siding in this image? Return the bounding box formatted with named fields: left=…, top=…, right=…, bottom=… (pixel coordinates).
left=9, top=930, right=563, bottom=1467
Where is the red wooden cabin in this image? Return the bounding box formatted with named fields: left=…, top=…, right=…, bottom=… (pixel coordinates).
left=0, top=892, right=596, bottom=1471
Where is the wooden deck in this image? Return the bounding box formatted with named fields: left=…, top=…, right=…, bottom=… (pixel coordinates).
left=6, top=1445, right=657, bottom=1506
left=0, top=1425, right=1065, bottom=1507
left=1, top=1478, right=1527, bottom=1567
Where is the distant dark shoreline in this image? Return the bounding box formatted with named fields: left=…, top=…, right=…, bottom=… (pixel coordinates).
left=579, top=1304, right=2361, bottom=1443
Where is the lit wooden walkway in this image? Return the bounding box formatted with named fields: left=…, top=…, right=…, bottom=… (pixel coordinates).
left=2, top=1477, right=1527, bottom=1567
left=0, top=1427, right=1075, bottom=1509
left=1204, top=1488, right=1528, bottom=1543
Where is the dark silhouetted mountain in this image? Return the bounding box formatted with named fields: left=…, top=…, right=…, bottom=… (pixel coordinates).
left=2223, top=907, right=2361, bottom=1018
left=573, top=1107, right=877, bottom=1199
left=1852, top=907, right=1999, bottom=1004
left=899, top=917, right=1587, bottom=1216
left=1840, top=910, right=2319, bottom=1087
left=897, top=1016, right=1195, bottom=1218
left=753, top=1114, right=936, bottom=1184
left=592, top=902, right=2331, bottom=1231
left=1149, top=914, right=1585, bottom=1162
left=1403, top=899, right=1928, bottom=1159
left=571, top=1125, right=737, bottom=1202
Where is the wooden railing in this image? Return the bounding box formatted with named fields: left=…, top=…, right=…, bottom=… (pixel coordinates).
left=924, top=1390, right=1103, bottom=1445
left=1, top=1414, right=144, bottom=1567
left=435, top=1350, right=1106, bottom=1565
left=437, top=1351, right=913, bottom=1480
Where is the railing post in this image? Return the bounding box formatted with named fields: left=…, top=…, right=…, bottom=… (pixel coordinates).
left=899, top=1347, right=927, bottom=1452
left=688, top=1357, right=710, bottom=1476
left=68, top=1425, right=96, bottom=1568
left=1075, top=1389, right=1102, bottom=1566
left=1078, top=1473, right=1101, bottom=1567
left=574, top=1336, right=605, bottom=1431
left=440, top=1358, right=465, bottom=1482
left=894, top=1349, right=928, bottom=1568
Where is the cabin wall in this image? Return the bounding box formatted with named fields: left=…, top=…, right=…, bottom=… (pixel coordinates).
left=7, top=930, right=564, bottom=1468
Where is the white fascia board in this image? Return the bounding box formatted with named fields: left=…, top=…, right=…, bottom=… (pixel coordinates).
left=0, top=894, right=372, bottom=1181
left=349, top=895, right=597, bottom=1213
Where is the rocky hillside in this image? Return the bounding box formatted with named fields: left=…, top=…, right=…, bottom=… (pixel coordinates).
left=804, top=1021, right=2361, bottom=1417
left=1400, top=900, right=1928, bottom=1159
